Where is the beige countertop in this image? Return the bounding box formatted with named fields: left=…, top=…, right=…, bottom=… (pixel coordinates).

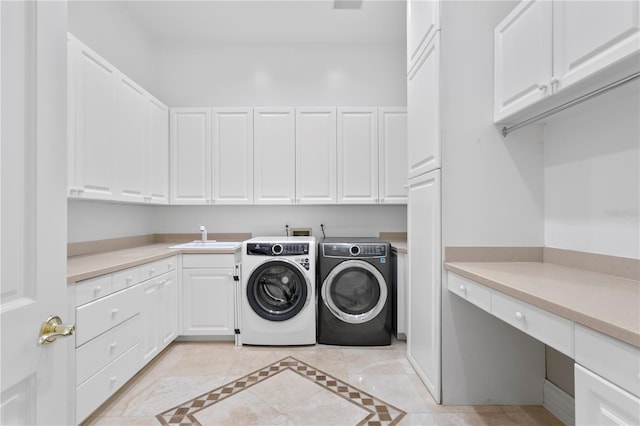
left=445, top=261, right=640, bottom=349
left=389, top=241, right=408, bottom=253
left=68, top=243, right=240, bottom=283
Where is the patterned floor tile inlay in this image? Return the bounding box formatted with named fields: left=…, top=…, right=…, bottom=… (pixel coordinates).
left=156, top=356, right=406, bottom=426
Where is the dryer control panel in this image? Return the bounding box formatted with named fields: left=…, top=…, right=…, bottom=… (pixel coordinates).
left=246, top=242, right=309, bottom=256
left=322, top=243, right=387, bottom=258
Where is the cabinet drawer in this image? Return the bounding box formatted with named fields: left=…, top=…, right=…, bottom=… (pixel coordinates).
left=447, top=273, right=490, bottom=312
left=575, top=324, right=640, bottom=398
left=139, top=255, right=177, bottom=280
left=75, top=283, right=142, bottom=346
left=491, top=291, right=574, bottom=357
left=76, top=315, right=141, bottom=386
left=182, top=254, right=235, bottom=268
left=112, top=266, right=140, bottom=292
left=575, top=364, right=640, bottom=426
left=75, top=275, right=113, bottom=306
left=76, top=344, right=141, bottom=423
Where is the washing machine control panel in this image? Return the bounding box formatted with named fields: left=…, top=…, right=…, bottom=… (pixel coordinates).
left=323, top=243, right=387, bottom=258
left=246, top=242, right=310, bottom=256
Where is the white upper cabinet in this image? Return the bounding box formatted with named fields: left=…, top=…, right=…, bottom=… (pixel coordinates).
left=115, top=76, right=147, bottom=203
left=378, top=107, right=408, bottom=204
left=494, top=0, right=553, bottom=123
left=146, top=98, right=169, bottom=204
left=553, top=1, right=640, bottom=91
left=494, top=0, right=640, bottom=124
left=407, top=0, right=440, bottom=72
left=211, top=108, right=254, bottom=204
left=254, top=108, right=296, bottom=205
left=337, top=108, right=379, bottom=204
left=68, top=34, right=169, bottom=204
left=295, top=108, right=337, bottom=204
left=407, top=34, right=441, bottom=178
left=68, top=35, right=117, bottom=200
left=170, top=108, right=211, bottom=204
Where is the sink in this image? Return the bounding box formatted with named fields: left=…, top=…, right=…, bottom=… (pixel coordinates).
left=169, top=241, right=241, bottom=250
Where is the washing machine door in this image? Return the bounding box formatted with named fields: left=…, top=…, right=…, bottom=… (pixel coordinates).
left=321, top=260, right=387, bottom=324
left=247, top=259, right=310, bottom=321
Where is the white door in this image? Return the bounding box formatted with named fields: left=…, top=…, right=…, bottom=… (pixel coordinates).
left=181, top=268, right=235, bottom=336
left=170, top=108, right=211, bottom=204
left=70, top=32, right=117, bottom=200
left=211, top=108, right=254, bottom=204
left=407, top=34, right=441, bottom=179
left=407, top=0, right=439, bottom=71
left=378, top=107, right=408, bottom=204
left=493, top=0, right=553, bottom=122
left=1, top=2, right=70, bottom=424
left=295, top=108, right=337, bottom=204
left=146, top=97, right=169, bottom=204
left=337, top=108, right=379, bottom=204
left=253, top=108, right=295, bottom=205
left=115, top=75, right=147, bottom=203
left=553, top=0, right=640, bottom=91
left=406, top=169, right=441, bottom=403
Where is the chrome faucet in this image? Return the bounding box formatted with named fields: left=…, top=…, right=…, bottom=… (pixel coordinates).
left=199, top=225, right=207, bottom=242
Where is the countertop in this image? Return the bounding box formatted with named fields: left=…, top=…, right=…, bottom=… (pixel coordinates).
left=68, top=243, right=239, bottom=283
left=389, top=241, right=408, bottom=253
left=445, top=261, right=640, bottom=348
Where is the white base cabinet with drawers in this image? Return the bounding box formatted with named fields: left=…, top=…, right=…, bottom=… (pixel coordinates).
left=70, top=256, right=177, bottom=424
left=448, top=272, right=640, bottom=425
left=180, top=254, right=240, bottom=338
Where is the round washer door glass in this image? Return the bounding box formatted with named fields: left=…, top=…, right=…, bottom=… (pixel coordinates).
left=322, top=260, right=387, bottom=324
left=247, top=260, right=309, bottom=321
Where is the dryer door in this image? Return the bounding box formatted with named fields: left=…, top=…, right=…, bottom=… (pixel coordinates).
left=322, top=260, right=388, bottom=324
left=247, top=259, right=310, bottom=321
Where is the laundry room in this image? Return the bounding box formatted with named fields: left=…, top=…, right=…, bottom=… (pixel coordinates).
left=1, top=0, right=638, bottom=425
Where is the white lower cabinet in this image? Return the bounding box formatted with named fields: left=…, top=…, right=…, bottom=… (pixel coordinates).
left=181, top=254, right=239, bottom=337
left=575, top=364, right=640, bottom=426
left=393, top=249, right=408, bottom=339
left=72, top=255, right=177, bottom=424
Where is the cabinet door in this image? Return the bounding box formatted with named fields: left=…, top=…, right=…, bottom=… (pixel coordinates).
left=378, top=108, right=408, bottom=204
left=146, top=97, right=169, bottom=204
left=71, top=40, right=117, bottom=200
left=211, top=108, right=254, bottom=204
left=170, top=108, right=211, bottom=204
left=181, top=268, right=235, bottom=336
left=407, top=34, right=441, bottom=179
left=407, top=0, right=439, bottom=71
left=295, top=108, right=337, bottom=204
left=494, top=0, right=553, bottom=123
left=575, top=364, right=640, bottom=426
left=553, top=1, right=640, bottom=91
left=158, top=271, right=178, bottom=349
left=337, top=108, right=378, bottom=204
left=115, top=75, right=147, bottom=203
left=406, top=169, right=441, bottom=402
left=140, top=277, right=162, bottom=365
left=253, top=108, right=295, bottom=204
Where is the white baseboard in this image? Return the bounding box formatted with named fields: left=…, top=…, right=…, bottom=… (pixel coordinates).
left=543, top=379, right=575, bottom=426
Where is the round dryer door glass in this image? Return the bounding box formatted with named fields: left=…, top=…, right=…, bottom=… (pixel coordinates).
left=247, top=260, right=309, bottom=321
left=322, top=260, right=387, bottom=324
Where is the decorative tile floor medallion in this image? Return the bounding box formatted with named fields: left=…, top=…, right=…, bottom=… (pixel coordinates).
left=156, top=356, right=406, bottom=426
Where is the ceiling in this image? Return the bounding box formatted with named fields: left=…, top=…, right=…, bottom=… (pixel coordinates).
left=121, top=0, right=406, bottom=45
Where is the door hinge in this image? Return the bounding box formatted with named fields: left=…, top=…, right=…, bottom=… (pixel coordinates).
left=233, top=275, right=239, bottom=282
left=234, top=329, right=240, bottom=335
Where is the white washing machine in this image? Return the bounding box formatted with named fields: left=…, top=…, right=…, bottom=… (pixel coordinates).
left=240, top=236, right=316, bottom=345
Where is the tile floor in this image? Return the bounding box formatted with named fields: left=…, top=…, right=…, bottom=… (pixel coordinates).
left=83, top=340, right=564, bottom=426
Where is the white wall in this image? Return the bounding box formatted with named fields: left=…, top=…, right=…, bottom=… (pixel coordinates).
left=68, top=1, right=160, bottom=96
left=156, top=42, right=406, bottom=107
left=441, top=1, right=544, bottom=248
left=68, top=200, right=156, bottom=243
left=543, top=82, right=640, bottom=259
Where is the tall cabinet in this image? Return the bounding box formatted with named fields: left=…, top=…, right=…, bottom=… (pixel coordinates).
left=406, top=0, right=442, bottom=403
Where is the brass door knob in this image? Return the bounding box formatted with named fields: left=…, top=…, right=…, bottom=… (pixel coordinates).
left=38, top=315, right=76, bottom=346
